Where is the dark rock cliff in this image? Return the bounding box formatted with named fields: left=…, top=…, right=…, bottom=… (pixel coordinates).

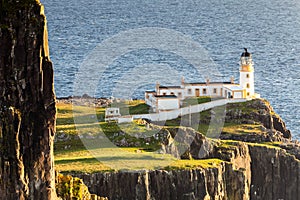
left=0, top=1, right=56, bottom=199
left=249, top=145, right=300, bottom=199
left=68, top=141, right=300, bottom=200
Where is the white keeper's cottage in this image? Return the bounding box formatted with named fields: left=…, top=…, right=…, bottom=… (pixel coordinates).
left=145, top=49, right=260, bottom=112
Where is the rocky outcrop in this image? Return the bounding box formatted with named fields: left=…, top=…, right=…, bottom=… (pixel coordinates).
left=0, top=1, right=56, bottom=199
left=249, top=145, right=300, bottom=199
left=223, top=99, right=291, bottom=141
left=56, top=173, right=108, bottom=200
left=64, top=141, right=300, bottom=200
left=72, top=162, right=249, bottom=200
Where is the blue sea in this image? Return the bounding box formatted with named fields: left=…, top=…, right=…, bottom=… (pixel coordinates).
left=41, top=0, right=300, bottom=139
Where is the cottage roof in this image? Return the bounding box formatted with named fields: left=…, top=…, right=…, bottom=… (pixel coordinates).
left=154, top=95, right=178, bottom=98
left=145, top=90, right=156, bottom=93
left=159, top=86, right=182, bottom=89
left=186, top=81, right=233, bottom=85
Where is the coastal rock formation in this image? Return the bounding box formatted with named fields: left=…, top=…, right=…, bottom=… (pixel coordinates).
left=56, top=173, right=108, bottom=200
left=66, top=141, right=300, bottom=200
left=0, top=1, right=56, bottom=199
left=72, top=162, right=248, bottom=200
left=249, top=145, right=300, bottom=199
left=63, top=99, right=299, bottom=200
left=224, top=99, right=291, bottom=140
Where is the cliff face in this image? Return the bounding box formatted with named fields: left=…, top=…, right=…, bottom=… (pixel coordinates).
left=249, top=145, right=300, bottom=199
left=73, top=163, right=247, bottom=200
left=0, top=1, right=56, bottom=199
left=68, top=142, right=300, bottom=200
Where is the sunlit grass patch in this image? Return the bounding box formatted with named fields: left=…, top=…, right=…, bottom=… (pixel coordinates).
left=54, top=146, right=225, bottom=173
left=164, top=158, right=224, bottom=170
left=222, top=124, right=265, bottom=135
left=54, top=147, right=177, bottom=172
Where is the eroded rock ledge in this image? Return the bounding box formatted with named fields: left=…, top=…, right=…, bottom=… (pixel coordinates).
left=69, top=142, right=299, bottom=200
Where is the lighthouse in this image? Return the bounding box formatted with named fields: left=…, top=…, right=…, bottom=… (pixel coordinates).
left=240, top=48, right=255, bottom=98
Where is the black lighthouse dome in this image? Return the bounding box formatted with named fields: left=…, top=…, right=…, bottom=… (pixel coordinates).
left=241, top=48, right=251, bottom=57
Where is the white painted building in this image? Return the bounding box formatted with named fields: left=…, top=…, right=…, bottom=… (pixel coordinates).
left=145, top=49, right=260, bottom=112
left=105, top=107, right=121, bottom=122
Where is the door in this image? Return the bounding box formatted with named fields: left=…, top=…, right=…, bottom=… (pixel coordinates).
left=195, top=88, right=200, bottom=97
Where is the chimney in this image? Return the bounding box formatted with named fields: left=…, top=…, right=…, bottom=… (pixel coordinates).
left=181, top=76, right=185, bottom=87
left=230, top=76, right=234, bottom=84
left=206, top=78, right=210, bottom=84
left=156, top=81, right=160, bottom=94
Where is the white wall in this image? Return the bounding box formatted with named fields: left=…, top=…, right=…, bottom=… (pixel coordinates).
left=145, top=93, right=154, bottom=106
left=118, top=117, right=133, bottom=123
left=131, top=98, right=247, bottom=122
left=183, top=84, right=224, bottom=98
left=157, top=98, right=180, bottom=111
left=240, top=71, right=255, bottom=97
left=233, top=91, right=243, bottom=99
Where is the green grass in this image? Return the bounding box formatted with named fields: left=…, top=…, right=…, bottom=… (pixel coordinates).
left=110, top=100, right=150, bottom=115
left=222, top=124, right=265, bottom=135
left=55, top=146, right=177, bottom=172
left=226, top=99, right=261, bottom=114
left=247, top=141, right=282, bottom=149
left=56, top=102, right=106, bottom=126
left=164, top=159, right=224, bottom=170
left=55, top=103, right=227, bottom=173
left=182, top=96, right=212, bottom=107
left=55, top=146, right=225, bottom=173
left=54, top=99, right=280, bottom=173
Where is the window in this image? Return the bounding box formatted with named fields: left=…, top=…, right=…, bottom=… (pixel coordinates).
left=178, top=92, right=182, bottom=98
left=246, top=74, right=250, bottom=78
left=171, top=92, right=174, bottom=95
left=247, top=92, right=250, bottom=96
left=203, top=88, right=207, bottom=95
left=213, top=88, right=217, bottom=94
left=246, top=83, right=250, bottom=88
left=163, top=93, right=166, bottom=95
left=188, top=89, right=192, bottom=94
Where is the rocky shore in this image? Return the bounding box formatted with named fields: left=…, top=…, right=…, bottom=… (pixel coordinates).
left=56, top=96, right=112, bottom=107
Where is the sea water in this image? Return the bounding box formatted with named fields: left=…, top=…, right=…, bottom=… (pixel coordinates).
left=41, top=0, right=300, bottom=139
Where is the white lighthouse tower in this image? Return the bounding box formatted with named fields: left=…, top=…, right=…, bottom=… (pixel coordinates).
left=240, top=48, right=255, bottom=98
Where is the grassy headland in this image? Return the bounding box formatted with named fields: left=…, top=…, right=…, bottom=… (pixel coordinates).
left=55, top=98, right=285, bottom=173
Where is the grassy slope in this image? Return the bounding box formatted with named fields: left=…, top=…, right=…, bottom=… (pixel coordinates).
left=55, top=101, right=225, bottom=172
left=55, top=99, right=281, bottom=173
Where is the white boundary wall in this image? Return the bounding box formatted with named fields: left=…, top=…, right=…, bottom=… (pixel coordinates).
left=125, top=98, right=248, bottom=122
